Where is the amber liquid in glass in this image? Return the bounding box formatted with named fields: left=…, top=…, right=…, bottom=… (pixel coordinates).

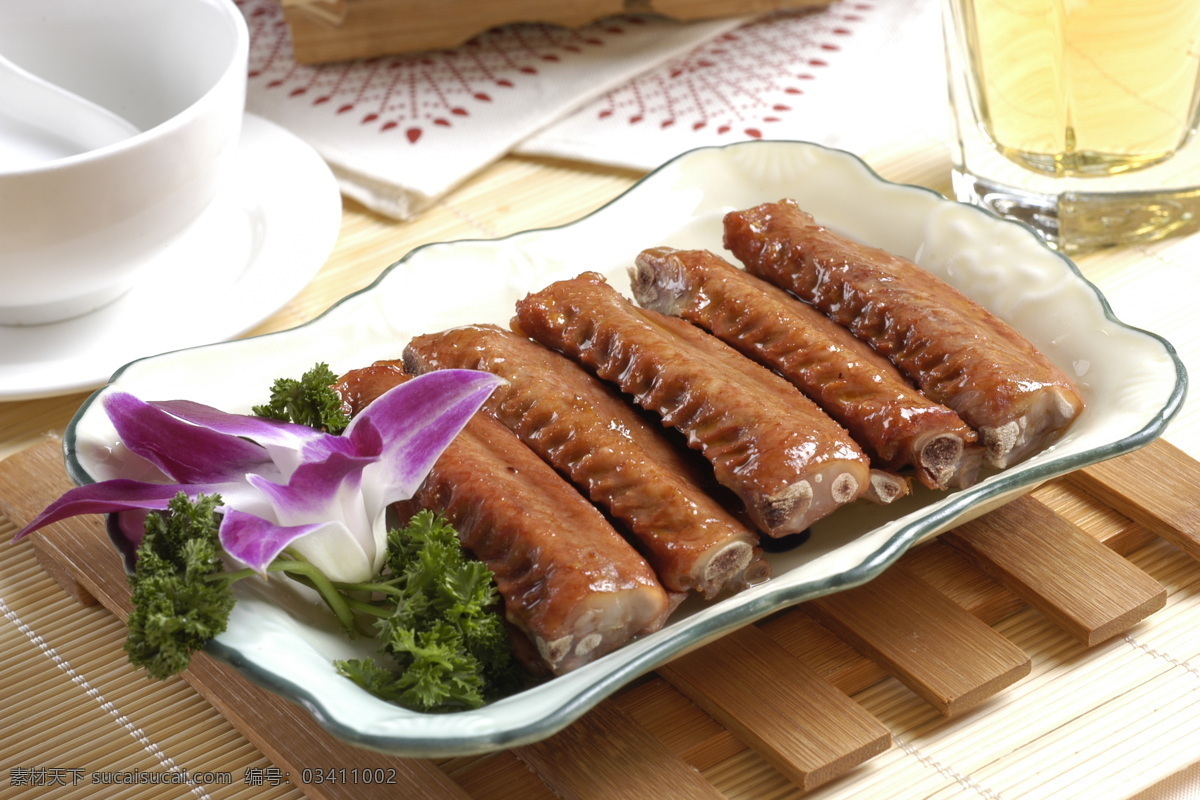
left=961, top=0, right=1200, bottom=178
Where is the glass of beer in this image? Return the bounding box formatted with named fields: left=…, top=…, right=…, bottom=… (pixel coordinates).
left=943, top=0, right=1200, bottom=253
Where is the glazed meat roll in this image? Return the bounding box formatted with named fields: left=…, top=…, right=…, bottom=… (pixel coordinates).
left=404, top=324, right=769, bottom=598
left=335, top=363, right=674, bottom=676
left=631, top=246, right=982, bottom=490
left=514, top=271, right=874, bottom=537
left=724, top=199, right=1085, bottom=469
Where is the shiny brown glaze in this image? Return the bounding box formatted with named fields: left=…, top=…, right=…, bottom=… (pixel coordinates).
left=724, top=199, right=1085, bottom=469
left=632, top=246, right=981, bottom=489
left=404, top=323, right=769, bottom=598
left=514, top=272, right=872, bottom=537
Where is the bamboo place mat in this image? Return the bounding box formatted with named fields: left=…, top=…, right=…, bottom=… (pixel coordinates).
left=3, top=145, right=1200, bottom=799
left=4, top=432, right=1200, bottom=800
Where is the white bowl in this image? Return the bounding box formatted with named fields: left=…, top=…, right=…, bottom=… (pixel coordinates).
left=64, top=141, right=1187, bottom=756
left=0, top=0, right=248, bottom=325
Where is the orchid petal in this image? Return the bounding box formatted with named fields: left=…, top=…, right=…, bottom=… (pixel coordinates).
left=12, top=479, right=219, bottom=541
left=245, top=449, right=381, bottom=576
left=20, top=370, right=500, bottom=586
left=105, top=393, right=272, bottom=484
left=150, top=398, right=324, bottom=444
left=218, top=508, right=328, bottom=574
left=149, top=398, right=352, bottom=480
left=246, top=450, right=374, bottom=525
left=280, top=518, right=379, bottom=584
left=351, top=369, right=503, bottom=511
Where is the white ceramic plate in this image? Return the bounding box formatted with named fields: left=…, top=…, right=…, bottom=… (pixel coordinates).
left=63, top=141, right=1187, bottom=756
left=0, top=113, right=341, bottom=401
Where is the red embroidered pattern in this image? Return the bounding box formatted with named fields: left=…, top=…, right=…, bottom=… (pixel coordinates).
left=239, top=0, right=873, bottom=146
left=589, top=5, right=874, bottom=140
left=239, top=0, right=647, bottom=144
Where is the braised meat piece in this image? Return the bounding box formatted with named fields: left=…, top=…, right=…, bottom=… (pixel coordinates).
left=515, top=272, right=873, bottom=537
left=335, top=363, right=674, bottom=676
left=404, top=324, right=769, bottom=598
left=724, top=200, right=1084, bottom=468
left=632, top=246, right=981, bottom=489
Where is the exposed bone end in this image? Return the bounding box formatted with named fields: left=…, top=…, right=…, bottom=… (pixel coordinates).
left=534, top=584, right=676, bottom=675
left=982, top=388, right=1084, bottom=469
left=756, top=465, right=867, bottom=537
left=916, top=433, right=966, bottom=490
left=536, top=634, right=574, bottom=673
left=865, top=470, right=911, bottom=504
left=758, top=479, right=813, bottom=536
left=629, top=247, right=691, bottom=316
left=830, top=472, right=860, bottom=503
left=697, top=540, right=756, bottom=599
left=981, top=419, right=1023, bottom=469
left=399, top=346, right=427, bottom=377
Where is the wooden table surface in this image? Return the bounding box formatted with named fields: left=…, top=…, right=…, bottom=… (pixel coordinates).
left=3, top=142, right=1199, bottom=799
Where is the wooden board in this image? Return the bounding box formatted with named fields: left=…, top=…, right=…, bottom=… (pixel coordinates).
left=512, top=699, right=728, bottom=799
left=656, top=624, right=891, bottom=791
left=2, top=437, right=1197, bottom=798
left=277, top=0, right=833, bottom=63
left=942, top=495, right=1167, bottom=647
left=806, top=563, right=1032, bottom=716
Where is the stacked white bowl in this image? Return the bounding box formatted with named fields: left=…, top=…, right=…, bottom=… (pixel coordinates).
left=0, top=0, right=248, bottom=325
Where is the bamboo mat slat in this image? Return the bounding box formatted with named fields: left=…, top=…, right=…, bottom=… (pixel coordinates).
left=512, top=699, right=729, bottom=800
left=806, top=563, right=1032, bottom=717
left=1069, top=442, right=1200, bottom=563
left=807, top=560, right=1190, bottom=800
left=942, top=495, right=1168, bottom=646
left=655, top=624, right=891, bottom=792
left=1, top=518, right=306, bottom=800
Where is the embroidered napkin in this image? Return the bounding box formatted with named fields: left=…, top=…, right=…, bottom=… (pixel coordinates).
left=238, top=0, right=745, bottom=220
left=516, top=0, right=948, bottom=170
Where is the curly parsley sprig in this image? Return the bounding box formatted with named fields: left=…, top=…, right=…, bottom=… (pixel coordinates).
left=125, top=494, right=525, bottom=712
left=251, top=362, right=350, bottom=433
left=335, top=510, right=526, bottom=712
left=124, top=492, right=360, bottom=679
left=124, top=492, right=235, bottom=679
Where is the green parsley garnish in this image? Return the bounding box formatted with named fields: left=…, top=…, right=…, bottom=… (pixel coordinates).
left=335, top=510, right=525, bottom=712
left=124, top=492, right=235, bottom=680
left=252, top=362, right=350, bottom=433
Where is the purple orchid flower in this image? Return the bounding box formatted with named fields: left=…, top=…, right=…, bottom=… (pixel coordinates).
left=14, top=369, right=502, bottom=583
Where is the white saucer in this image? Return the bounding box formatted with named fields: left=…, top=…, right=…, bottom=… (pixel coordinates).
left=0, top=113, right=341, bottom=402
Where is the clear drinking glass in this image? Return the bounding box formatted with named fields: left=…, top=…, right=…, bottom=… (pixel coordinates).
left=942, top=0, right=1200, bottom=253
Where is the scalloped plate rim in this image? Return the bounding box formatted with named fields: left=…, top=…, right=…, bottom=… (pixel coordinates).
left=61, top=139, right=1188, bottom=757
